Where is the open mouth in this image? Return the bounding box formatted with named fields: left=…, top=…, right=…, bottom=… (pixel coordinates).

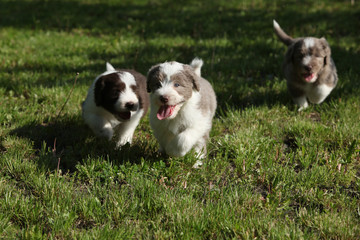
left=116, top=111, right=131, bottom=120
left=157, top=105, right=176, bottom=120
left=302, top=73, right=317, bottom=82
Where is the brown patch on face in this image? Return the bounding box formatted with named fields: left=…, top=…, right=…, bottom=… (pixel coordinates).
left=94, top=73, right=125, bottom=114
left=124, top=69, right=149, bottom=117
left=147, top=65, right=165, bottom=93
left=170, top=71, right=195, bottom=101
left=130, top=84, right=143, bottom=110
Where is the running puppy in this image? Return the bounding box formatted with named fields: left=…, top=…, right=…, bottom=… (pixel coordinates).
left=82, top=62, right=149, bottom=147
left=273, top=20, right=338, bottom=111
left=147, top=58, right=217, bottom=161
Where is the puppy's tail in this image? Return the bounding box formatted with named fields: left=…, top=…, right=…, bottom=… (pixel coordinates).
left=273, top=20, right=294, bottom=46
left=190, top=58, right=203, bottom=77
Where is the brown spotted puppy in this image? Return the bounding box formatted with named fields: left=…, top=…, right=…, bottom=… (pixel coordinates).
left=82, top=62, right=149, bottom=147
left=147, top=58, right=217, bottom=165
left=273, top=20, right=338, bottom=111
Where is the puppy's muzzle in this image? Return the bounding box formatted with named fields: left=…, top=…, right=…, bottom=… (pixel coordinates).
left=304, top=65, right=312, bottom=72
left=125, top=101, right=137, bottom=111
left=160, top=95, right=169, bottom=104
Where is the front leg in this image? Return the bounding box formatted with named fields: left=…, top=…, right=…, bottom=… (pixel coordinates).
left=288, top=83, right=308, bottom=111
left=115, top=113, right=142, bottom=148
left=194, top=136, right=207, bottom=159
left=293, top=96, right=309, bottom=111
left=85, top=114, right=114, bottom=140
left=165, top=129, right=201, bottom=157
left=192, top=135, right=208, bottom=168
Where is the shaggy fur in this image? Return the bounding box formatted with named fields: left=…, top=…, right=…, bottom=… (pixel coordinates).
left=147, top=58, right=217, bottom=162
left=273, top=20, right=338, bottom=111
left=82, top=62, right=149, bottom=147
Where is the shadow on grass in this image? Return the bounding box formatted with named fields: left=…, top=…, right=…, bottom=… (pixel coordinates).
left=9, top=116, right=157, bottom=172
left=1, top=0, right=359, bottom=111
left=1, top=0, right=358, bottom=39
left=0, top=1, right=275, bottom=38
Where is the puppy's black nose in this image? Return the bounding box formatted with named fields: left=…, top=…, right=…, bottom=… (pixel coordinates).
left=160, top=96, right=168, bottom=103
left=304, top=65, right=312, bottom=72
left=125, top=102, right=135, bottom=109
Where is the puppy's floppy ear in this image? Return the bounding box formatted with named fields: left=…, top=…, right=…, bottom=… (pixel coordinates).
left=192, top=74, right=200, bottom=91
left=285, top=43, right=295, bottom=64
left=183, top=66, right=200, bottom=91
left=94, top=77, right=105, bottom=106
left=146, top=80, right=151, bottom=93
left=106, top=62, right=115, bottom=72
left=320, top=37, right=331, bottom=65
left=146, top=65, right=160, bottom=93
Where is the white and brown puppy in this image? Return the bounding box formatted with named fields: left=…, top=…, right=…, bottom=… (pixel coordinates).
left=273, top=20, right=338, bottom=111
left=147, top=58, right=217, bottom=161
left=82, top=62, right=149, bottom=147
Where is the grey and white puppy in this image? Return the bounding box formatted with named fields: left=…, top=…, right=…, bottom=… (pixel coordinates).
left=273, top=20, right=338, bottom=111
left=147, top=58, right=217, bottom=166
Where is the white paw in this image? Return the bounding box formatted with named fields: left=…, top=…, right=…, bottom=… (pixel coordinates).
left=298, top=105, right=308, bottom=112
left=297, top=101, right=309, bottom=112
left=195, top=150, right=206, bottom=159
left=116, top=135, right=132, bottom=148
left=192, top=160, right=203, bottom=169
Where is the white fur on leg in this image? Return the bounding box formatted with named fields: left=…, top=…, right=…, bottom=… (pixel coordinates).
left=294, top=96, right=309, bottom=111
left=192, top=145, right=205, bottom=169
left=192, top=160, right=203, bottom=169
left=194, top=137, right=207, bottom=159
left=166, top=129, right=200, bottom=157
left=85, top=113, right=114, bottom=140
left=115, top=109, right=144, bottom=148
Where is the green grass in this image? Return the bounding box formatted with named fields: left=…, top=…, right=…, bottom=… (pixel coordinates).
left=1, top=0, right=360, bottom=239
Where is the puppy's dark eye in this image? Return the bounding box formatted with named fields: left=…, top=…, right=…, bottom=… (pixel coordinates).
left=112, top=90, right=120, bottom=98
left=174, top=83, right=180, bottom=87
left=156, top=82, right=162, bottom=88
left=131, top=85, right=137, bottom=92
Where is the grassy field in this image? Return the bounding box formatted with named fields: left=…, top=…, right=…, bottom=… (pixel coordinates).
left=1, top=0, right=360, bottom=239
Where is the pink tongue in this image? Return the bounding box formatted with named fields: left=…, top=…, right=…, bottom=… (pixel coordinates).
left=157, top=105, right=175, bottom=120
left=304, top=73, right=315, bottom=82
